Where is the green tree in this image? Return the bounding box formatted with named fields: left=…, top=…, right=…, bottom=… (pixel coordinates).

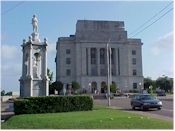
left=156, top=76, right=173, bottom=93
left=47, top=68, right=53, bottom=85
left=49, top=81, right=63, bottom=95
left=71, top=81, right=80, bottom=92
left=5, top=91, right=12, bottom=96
left=144, top=77, right=156, bottom=90
left=1, top=90, right=5, bottom=96
left=147, top=85, right=153, bottom=95
left=110, top=83, right=117, bottom=93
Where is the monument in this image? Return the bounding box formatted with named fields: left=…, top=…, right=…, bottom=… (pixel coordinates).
left=19, top=15, right=49, bottom=97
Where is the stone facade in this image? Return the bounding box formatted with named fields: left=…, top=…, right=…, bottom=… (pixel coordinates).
left=19, top=16, right=49, bottom=97
left=56, top=20, right=143, bottom=93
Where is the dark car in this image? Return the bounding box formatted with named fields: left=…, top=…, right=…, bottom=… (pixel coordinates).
left=130, top=94, right=162, bottom=110
left=157, top=91, right=166, bottom=96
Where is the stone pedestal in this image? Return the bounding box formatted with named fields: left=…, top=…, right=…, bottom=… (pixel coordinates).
left=31, top=32, right=40, bottom=42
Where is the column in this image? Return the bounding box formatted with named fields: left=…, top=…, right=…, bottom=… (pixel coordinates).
left=28, top=43, right=33, bottom=96
left=97, top=48, right=100, bottom=76
left=22, top=46, right=25, bottom=77
left=29, top=43, right=33, bottom=77
left=88, top=48, right=91, bottom=76
left=44, top=46, right=47, bottom=78
left=115, top=48, right=118, bottom=75
left=43, top=44, right=49, bottom=96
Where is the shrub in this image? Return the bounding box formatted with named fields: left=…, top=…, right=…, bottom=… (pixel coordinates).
left=71, top=81, right=80, bottom=92
left=49, top=81, right=63, bottom=94
left=14, top=95, right=93, bottom=115
left=129, top=89, right=139, bottom=93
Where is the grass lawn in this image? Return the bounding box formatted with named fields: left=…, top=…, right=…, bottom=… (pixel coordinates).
left=1, top=106, right=173, bottom=129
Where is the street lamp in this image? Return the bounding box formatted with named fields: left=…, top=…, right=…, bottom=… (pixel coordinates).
left=88, top=83, right=91, bottom=94
left=139, top=82, right=142, bottom=93
left=106, top=40, right=111, bottom=107
left=63, top=83, right=66, bottom=96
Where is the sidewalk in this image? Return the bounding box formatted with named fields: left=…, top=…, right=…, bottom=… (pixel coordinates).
left=1, top=102, right=14, bottom=123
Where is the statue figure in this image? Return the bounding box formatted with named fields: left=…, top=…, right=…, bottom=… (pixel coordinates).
left=32, top=15, right=38, bottom=32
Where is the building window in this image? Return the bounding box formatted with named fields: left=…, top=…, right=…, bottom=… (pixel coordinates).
left=66, top=49, right=71, bottom=54
left=133, top=69, right=137, bottom=76
left=111, top=48, right=115, bottom=64
left=66, top=69, right=71, bottom=76
left=100, top=48, right=105, bottom=64
left=66, top=58, right=71, bottom=64
left=132, top=58, right=136, bottom=65
left=91, top=48, right=96, bottom=64
left=91, top=67, right=97, bottom=76
left=100, top=68, right=106, bottom=76
left=133, top=83, right=137, bottom=89
left=112, top=68, right=116, bottom=76
left=132, top=50, right=136, bottom=55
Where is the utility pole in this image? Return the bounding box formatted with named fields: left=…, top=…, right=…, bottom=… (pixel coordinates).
left=107, top=40, right=111, bottom=106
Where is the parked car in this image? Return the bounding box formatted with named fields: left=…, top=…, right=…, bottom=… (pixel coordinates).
left=130, top=94, right=162, bottom=110
left=157, top=90, right=166, bottom=96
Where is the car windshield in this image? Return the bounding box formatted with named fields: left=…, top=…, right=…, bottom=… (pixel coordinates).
left=140, top=95, right=156, bottom=100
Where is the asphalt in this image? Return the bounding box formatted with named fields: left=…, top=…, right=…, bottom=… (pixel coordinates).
left=1, top=102, right=14, bottom=122
left=94, top=96, right=173, bottom=122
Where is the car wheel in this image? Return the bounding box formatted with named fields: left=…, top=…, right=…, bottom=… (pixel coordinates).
left=158, top=107, right=161, bottom=110
left=131, top=104, right=135, bottom=110
left=140, top=105, right=145, bottom=111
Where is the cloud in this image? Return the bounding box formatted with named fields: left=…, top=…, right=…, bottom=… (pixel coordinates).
left=1, top=44, right=21, bottom=60
left=151, top=31, right=173, bottom=55
left=48, top=42, right=56, bottom=55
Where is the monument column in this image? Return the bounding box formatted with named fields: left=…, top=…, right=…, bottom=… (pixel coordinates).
left=28, top=37, right=33, bottom=77
left=43, top=38, right=49, bottom=96
left=22, top=39, right=25, bottom=77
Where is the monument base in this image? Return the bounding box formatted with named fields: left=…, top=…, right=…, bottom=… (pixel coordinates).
left=31, top=32, right=40, bottom=42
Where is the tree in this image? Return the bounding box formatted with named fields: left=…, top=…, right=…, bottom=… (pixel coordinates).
left=5, top=91, right=12, bottom=96
left=49, top=81, right=63, bottom=95
left=147, top=85, right=153, bottom=95
left=144, top=77, right=156, bottom=90
left=71, top=81, right=80, bottom=92
left=110, top=83, right=117, bottom=93
left=47, top=68, right=53, bottom=85
left=1, top=90, right=5, bottom=96
left=156, top=76, right=173, bottom=93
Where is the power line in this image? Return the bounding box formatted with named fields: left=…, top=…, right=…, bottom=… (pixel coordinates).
left=130, top=7, right=173, bottom=38
left=1, top=1, right=25, bottom=15
left=128, top=1, right=173, bottom=37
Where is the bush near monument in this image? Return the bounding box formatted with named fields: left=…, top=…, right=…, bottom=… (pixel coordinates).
left=49, top=81, right=63, bottom=94
left=71, top=81, right=80, bottom=92
left=14, top=96, right=93, bottom=115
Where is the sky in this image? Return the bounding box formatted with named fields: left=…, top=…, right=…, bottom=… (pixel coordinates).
left=1, top=1, right=174, bottom=92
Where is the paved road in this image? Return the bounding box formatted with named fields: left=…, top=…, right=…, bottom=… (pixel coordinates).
left=94, top=97, right=173, bottom=121
left=1, top=102, right=14, bottom=122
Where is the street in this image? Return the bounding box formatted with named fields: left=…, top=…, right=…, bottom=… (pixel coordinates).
left=94, top=96, right=173, bottom=121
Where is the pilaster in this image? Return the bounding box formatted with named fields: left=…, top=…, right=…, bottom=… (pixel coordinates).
left=88, top=48, right=91, bottom=76
left=97, top=48, right=100, bottom=76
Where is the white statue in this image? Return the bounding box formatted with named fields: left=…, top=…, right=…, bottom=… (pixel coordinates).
left=32, top=15, right=38, bottom=32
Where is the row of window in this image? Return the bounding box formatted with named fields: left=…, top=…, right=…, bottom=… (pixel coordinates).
left=65, top=49, right=136, bottom=64
left=66, top=69, right=137, bottom=76
left=65, top=54, right=136, bottom=65
left=65, top=49, right=136, bottom=55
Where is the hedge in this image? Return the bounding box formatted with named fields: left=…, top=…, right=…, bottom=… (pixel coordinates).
left=14, top=95, right=93, bottom=115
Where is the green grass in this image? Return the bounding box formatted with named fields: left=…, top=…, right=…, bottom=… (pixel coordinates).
left=1, top=105, right=173, bottom=129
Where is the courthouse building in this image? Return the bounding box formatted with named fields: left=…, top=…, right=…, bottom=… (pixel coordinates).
left=55, top=20, right=143, bottom=93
